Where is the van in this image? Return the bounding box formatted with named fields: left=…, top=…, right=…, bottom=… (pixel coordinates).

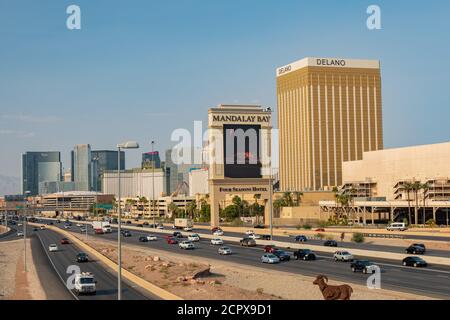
left=386, top=222, right=408, bottom=231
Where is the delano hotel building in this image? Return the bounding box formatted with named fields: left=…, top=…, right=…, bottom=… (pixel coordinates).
left=277, top=57, right=383, bottom=191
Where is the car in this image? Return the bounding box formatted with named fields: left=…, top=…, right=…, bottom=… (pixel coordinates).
left=350, top=260, right=378, bottom=274
left=17, top=231, right=24, bottom=237
left=121, top=231, right=132, bottom=237
left=245, top=230, right=255, bottom=235
left=60, top=238, right=70, bottom=245
left=157, top=224, right=164, bottom=229
left=412, top=243, right=426, bottom=252
left=126, top=221, right=132, bottom=224
left=240, top=238, right=256, bottom=247
left=76, top=223, right=82, bottom=227
left=146, top=235, right=157, bottom=241
left=213, top=229, right=224, bottom=236
left=94, top=228, right=104, bottom=235
left=63, top=225, right=71, bottom=229
left=212, top=227, right=222, bottom=233
left=40, top=225, right=46, bottom=230
left=173, top=231, right=183, bottom=238
left=261, top=253, right=280, bottom=264
left=179, top=241, right=195, bottom=250
left=402, top=256, right=428, bottom=268
left=74, top=272, right=96, bottom=295
left=405, top=245, right=425, bottom=254
left=136, top=224, right=144, bottom=228
left=48, top=222, right=54, bottom=225
left=294, top=235, right=308, bottom=242
left=143, top=222, right=149, bottom=226
left=324, top=240, right=338, bottom=247
left=260, top=234, right=272, bottom=240
left=293, top=249, right=316, bottom=261
left=112, top=218, right=118, bottom=224
left=32, top=228, right=39, bottom=231
left=134, top=218, right=139, bottom=222
left=247, top=233, right=261, bottom=240
left=167, top=237, right=178, bottom=244
left=333, top=251, right=354, bottom=262
left=264, top=245, right=278, bottom=253
left=315, top=228, right=325, bottom=232
left=76, top=252, right=89, bottom=263
left=48, top=244, right=58, bottom=252
left=183, top=227, right=193, bottom=232
left=139, top=236, right=149, bottom=242
left=80, top=227, right=87, bottom=233
left=218, top=246, right=232, bottom=255
left=211, top=238, right=224, bottom=245
left=56, top=219, right=61, bottom=223
left=273, top=249, right=291, bottom=261
left=188, top=234, right=200, bottom=242
left=386, top=222, right=408, bottom=231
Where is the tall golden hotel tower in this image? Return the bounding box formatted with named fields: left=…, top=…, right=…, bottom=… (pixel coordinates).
left=276, top=57, right=383, bottom=191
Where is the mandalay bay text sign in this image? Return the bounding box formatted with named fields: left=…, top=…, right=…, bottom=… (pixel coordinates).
left=212, top=114, right=270, bottom=124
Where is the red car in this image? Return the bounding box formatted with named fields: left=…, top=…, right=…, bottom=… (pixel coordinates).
left=315, top=228, right=325, bottom=232
left=264, top=245, right=278, bottom=253
left=60, top=238, right=70, bottom=245
left=167, top=237, right=178, bottom=244
left=94, top=228, right=104, bottom=235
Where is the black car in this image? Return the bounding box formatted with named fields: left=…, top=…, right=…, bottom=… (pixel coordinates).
left=143, top=222, right=149, bottom=226
left=33, top=227, right=39, bottom=231
left=405, top=245, right=425, bottom=254
left=293, top=249, right=316, bottom=261
left=48, top=222, right=54, bottom=225
left=56, top=219, right=61, bottom=223
left=139, top=236, right=149, bottom=242
left=324, top=240, right=338, bottom=247
left=112, top=218, right=118, bottom=224
left=402, top=256, right=427, bottom=268
left=121, top=231, right=132, bottom=237
left=173, top=231, right=183, bottom=238
left=412, top=243, right=426, bottom=252
left=273, top=249, right=291, bottom=261
left=126, top=221, right=132, bottom=224
left=76, top=252, right=89, bottom=263
left=350, top=260, right=377, bottom=273
left=260, top=235, right=272, bottom=240
left=137, top=224, right=144, bottom=228
left=294, top=235, right=308, bottom=242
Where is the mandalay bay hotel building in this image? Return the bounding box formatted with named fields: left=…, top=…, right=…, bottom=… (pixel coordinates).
left=276, top=57, right=383, bottom=191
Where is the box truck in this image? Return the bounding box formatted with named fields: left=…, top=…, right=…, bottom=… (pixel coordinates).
left=174, top=218, right=193, bottom=230
left=92, top=221, right=112, bottom=233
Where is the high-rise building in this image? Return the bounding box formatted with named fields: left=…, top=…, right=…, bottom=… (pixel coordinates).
left=22, top=151, right=61, bottom=196
left=91, top=150, right=125, bottom=192
left=72, top=144, right=94, bottom=191
left=142, top=151, right=161, bottom=169
left=276, top=57, right=383, bottom=191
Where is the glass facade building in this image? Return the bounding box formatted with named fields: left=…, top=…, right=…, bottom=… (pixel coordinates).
left=22, top=151, right=61, bottom=196
left=91, top=150, right=125, bottom=192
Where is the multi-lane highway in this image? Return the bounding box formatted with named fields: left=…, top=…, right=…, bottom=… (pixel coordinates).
left=2, top=222, right=156, bottom=300
left=46, top=220, right=450, bottom=299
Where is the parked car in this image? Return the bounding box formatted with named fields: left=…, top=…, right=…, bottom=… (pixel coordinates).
left=167, top=237, right=178, bottom=244
left=76, top=252, right=89, bottom=263
left=179, top=241, right=195, bottom=250
left=48, top=244, right=58, bottom=252
left=350, top=260, right=378, bottom=274
left=261, top=253, right=280, bottom=264
left=293, top=249, right=316, bottom=261
left=333, top=251, right=354, bottom=262
left=240, top=238, right=256, bottom=247
left=60, top=238, right=70, bottom=245
left=405, top=245, right=425, bottom=254
left=188, top=234, right=200, bottom=242
left=139, top=236, right=149, bottom=242
left=218, top=246, right=232, bottom=255
left=264, top=245, right=278, bottom=253
left=324, top=240, right=338, bottom=247
left=273, top=249, right=291, bottom=261
left=294, top=235, right=308, bottom=242
left=211, top=238, right=224, bottom=245
left=402, top=256, right=428, bottom=268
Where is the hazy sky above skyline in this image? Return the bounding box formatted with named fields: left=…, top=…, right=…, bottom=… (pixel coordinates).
left=1, top=0, right=449, bottom=178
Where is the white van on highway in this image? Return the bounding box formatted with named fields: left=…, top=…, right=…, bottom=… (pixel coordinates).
left=386, top=222, right=408, bottom=231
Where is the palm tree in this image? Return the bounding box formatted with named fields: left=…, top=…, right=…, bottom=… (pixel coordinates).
left=253, top=194, right=261, bottom=225
left=411, top=181, right=422, bottom=225
left=421, top=182, right=430, bottom=225
left=167, top=203, right=179, bottom=219
left=282, top=192, right=294, bottom=207
left=403, top=181, right=413, bottom=225
left=186, top=201, right=197, bottom=220
left=292, top=191, right=303, bottom=206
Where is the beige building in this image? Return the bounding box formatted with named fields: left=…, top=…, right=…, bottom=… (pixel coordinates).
left=276, top=57, right=383, bottom=192
left=342, top=142, right=450, bottom=201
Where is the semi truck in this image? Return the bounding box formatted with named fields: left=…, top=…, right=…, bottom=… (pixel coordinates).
left=174, top=218, right=193, bottom=230
left=92, top=221, right=112, bottom=233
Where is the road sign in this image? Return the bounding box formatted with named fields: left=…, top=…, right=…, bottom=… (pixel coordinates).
left=16, top=205, right=25, bottom=209
left=96, top=204, right=113, bottom=210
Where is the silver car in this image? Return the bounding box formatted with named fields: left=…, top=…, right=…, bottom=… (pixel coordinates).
left=218, top=246, right=232, bottom=255
left=333, top=251, right=354, bottom=262
left=261, top=253, right=280, bottom=264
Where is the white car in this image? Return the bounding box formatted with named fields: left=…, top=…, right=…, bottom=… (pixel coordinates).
left=188, top=234, right=200, bottom=242
left=156, top=225, right=164, bottom=230
left=17, top=231, right=24, bottom=237
left=245, top=230, right=255, bottom=235
left=76, top=223, right=82, bottom=227
left=48, top=244, right=58, bottom=252
left=247, top=233, right=261, bottom=240
left=213, top=230, right=224, bottom=236
left=333, top=251, right=354, bottom=262
left=18, top=223, right=23, bottom=227
left=211, top=238, right=224, bottom=245
left=183, top=227, right=193, bottom=232
left=40, top=225, right=46, bottom=230
left=64, top=225, right=71, bottom=229
left=146, top=235, right=157, bottom=241
left=218, top=246, right=232, bottom=255
left=179, top=241, right=195, bottom=250
left=386, top=222, right=408, bottom=231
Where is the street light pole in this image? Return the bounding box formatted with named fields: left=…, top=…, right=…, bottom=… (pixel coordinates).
left=269, top=169, right=273, bottom=241
left=23, top=190, right=30, bottom=272
left=151, top=141, right=156, bottom=227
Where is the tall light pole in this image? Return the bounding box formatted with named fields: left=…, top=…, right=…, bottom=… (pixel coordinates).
left=268, top=169, right=273, bottom=241
left=23, top=190, right=31, bottom=272
left=116, top=141, right=139, bottom=300
left=151, top=141, right=156, bottom=227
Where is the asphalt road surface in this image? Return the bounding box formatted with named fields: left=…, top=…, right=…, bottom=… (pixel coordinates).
left=49, top=221, right=450, bottom=299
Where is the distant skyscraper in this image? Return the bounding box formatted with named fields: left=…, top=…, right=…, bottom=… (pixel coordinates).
left=142, top=151, right=161, bottom=169
left=276, top=57, right=383, bottom=191
left=22, top=151, right=61, bottom=196
left=91, top=150, right=125, bottom=192
left=72, top=144, right=94, bottom=191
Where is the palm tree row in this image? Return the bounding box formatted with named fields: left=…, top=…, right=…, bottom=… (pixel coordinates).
left=402, top=181, right=430, bottom=225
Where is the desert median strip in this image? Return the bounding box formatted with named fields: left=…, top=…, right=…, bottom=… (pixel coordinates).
left=29, top=222, right=182, bottom=300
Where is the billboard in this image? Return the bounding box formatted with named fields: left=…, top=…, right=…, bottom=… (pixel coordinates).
left=223, top=124, right=261, bottom=178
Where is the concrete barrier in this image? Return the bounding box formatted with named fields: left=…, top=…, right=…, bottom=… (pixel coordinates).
left=30, top=223, right=182, bottom=300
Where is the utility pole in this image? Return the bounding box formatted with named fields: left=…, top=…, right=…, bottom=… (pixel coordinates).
left=151, top=141, right=156, bottom=227
left=269, top=169, right=273, bottom=241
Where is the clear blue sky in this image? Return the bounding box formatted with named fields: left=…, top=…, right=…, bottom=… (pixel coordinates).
left=1, top=0, right=449, bottom=177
